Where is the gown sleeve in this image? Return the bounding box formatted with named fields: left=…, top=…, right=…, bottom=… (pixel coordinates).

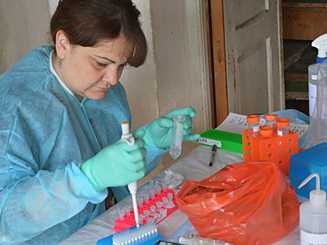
left=0, top=116, right=106, bottom=243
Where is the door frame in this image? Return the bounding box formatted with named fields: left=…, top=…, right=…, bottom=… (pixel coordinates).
left=209, top=0, right=229, bottom=126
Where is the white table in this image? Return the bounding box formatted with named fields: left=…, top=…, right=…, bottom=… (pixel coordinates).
left=61, top=146, right=300, bottom=245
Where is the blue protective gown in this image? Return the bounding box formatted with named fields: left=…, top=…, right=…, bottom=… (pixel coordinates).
left=0, top=46, right=163, bottom=244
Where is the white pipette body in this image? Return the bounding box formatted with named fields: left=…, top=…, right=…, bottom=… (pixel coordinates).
left=121, top=121, right=140, bottom=228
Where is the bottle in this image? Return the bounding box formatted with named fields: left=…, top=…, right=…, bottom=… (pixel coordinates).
left=298, top=173, right=327, bottom=245
left=309, top=33, right=327, bottom=117
left=276, top=118, right=290, bottom=136
left=247, top=114, right=260, bottom=136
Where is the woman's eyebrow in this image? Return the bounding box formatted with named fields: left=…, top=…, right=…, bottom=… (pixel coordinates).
left=94, top=55, right=115, bottom=63
left=93, top=55, right=127, bottom=66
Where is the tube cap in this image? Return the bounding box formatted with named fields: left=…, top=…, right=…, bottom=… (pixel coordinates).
left=264, top=114, right=277, bottom=122
left=277, top=118, right=289, bottom=128
left=247, top=114, right=260, bottom=124
left=260, top=125, right=273, bottom=137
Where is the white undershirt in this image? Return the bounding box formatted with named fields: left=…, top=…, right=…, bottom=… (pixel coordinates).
left=49, top=51, right=74, bottom=96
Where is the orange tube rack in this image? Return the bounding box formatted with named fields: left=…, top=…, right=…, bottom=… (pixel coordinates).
left=242, top=127, right=299, bottom=176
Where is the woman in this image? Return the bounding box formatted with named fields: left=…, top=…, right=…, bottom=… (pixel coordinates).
left=0, top=0, right=198, bottom=244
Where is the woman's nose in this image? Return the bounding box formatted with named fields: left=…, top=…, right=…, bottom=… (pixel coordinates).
left=103, top=67, right=119, bottom=86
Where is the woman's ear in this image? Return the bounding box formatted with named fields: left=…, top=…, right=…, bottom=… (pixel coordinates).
left=55, top=30, right=71, bottom=60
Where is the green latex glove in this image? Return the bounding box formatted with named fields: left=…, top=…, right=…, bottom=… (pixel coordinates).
left=135, top=107, right=200, bottom=150
left=81, top=138, right=146, bottom=192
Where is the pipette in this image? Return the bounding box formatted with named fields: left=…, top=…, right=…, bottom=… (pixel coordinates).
left=121, top=121, right=140, bottom=227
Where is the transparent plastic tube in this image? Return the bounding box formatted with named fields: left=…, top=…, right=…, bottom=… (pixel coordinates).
left=169, top=115, right=184, bottom=160
left=277, top=118, right=290, bottom=136
left=264, top=114, right=278, bottom=129
left=246, top=114, right=260, bottom=137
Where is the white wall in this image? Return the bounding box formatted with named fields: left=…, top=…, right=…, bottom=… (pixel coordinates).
left=0, top=0, right=50, bottom=73
left=150, top=0, right=212, bottom=131
left=1, top=0, right=211, bottom=132
left=120, top=0, right=159, bottom=129
left=48, top=0, right=59, bottom=16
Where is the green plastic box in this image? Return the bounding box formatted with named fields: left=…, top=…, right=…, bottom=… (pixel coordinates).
left=198, top=129, right=243, bottom=153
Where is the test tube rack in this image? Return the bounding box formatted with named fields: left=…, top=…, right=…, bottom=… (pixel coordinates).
left=113, top=188, right=177, bottom=232
left=242, top=129, right=299, bottom=176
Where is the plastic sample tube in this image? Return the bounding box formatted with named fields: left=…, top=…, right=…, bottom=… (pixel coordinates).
left=276, top=118, right=290, bottom=136
left=169, top=115, right=184, bottom=160
left=247, top=114, right=260, bottom=136
left=264, top=114, right=278, bottom=128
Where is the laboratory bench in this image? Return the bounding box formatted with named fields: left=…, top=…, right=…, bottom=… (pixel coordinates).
left=60, top=145, right=300, bottom=245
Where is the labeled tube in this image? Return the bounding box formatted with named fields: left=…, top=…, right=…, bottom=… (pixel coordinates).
left=264, top=114, right=278, bottom=129
left=247, top=114, right=260, bottom=136
left=276, top=118, right=290, bottom=136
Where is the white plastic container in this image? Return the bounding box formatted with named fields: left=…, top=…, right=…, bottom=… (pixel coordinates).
left=309, top=63, right=320, bottom=117
left=298, top=173, right=327, bottom=245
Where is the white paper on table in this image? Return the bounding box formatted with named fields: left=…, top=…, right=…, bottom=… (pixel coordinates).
left=217, top=112, right=308, bottom=138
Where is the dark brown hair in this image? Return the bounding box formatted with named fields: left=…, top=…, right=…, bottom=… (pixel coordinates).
left=50, top=0, right=147, bottom=67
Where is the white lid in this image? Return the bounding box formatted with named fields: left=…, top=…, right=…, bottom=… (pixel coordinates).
left=299, top=173, right=326, bottom=206
left=312, top=33, right=327, bottom=58
left=121, top=120, right=130, bottom=136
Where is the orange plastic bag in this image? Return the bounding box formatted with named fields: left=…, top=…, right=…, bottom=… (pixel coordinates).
left=176, top=162, right=299, bottom=245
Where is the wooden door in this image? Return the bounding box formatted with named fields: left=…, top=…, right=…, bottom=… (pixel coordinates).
left=224, top=0, right=284, bottom=114
left=211, top=0, right=284, bottom=122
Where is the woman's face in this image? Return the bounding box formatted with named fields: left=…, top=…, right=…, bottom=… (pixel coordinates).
left=53, top=31, right=134, bottom=100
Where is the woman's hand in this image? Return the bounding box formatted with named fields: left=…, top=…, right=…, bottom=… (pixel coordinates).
left=135, top=107, right=199, bottom=150
left=81, top=138, right=146, bottom=192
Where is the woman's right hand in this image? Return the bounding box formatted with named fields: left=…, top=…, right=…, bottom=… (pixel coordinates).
left=81, top=138, right=146, bottom=192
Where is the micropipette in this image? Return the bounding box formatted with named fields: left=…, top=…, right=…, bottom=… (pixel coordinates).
left=121, top=121, right=140, bottom=228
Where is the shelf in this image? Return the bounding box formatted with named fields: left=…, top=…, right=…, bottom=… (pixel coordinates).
left=286, top=92, right=308, bottom=101
left=283, top=1, right=327, bottom=40
left=282, top=1, right=323, bottom=115
left=284, top=0, right=327, bottom=6
left=283, top=40, right=314, bottom=71
left=286, top=99, right=308, bottom=114
left=283, top=40, right=314, bottom=115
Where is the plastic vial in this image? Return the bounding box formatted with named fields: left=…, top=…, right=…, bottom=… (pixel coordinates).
left=246, top=114, right=260, bottom=136
left=264, top=114, right=278, bottom=129
left=276, top=118, right=290, bottom=136
left=298, top=173, right=327, bottom=245
left=169, top=115, right=184, bottom=160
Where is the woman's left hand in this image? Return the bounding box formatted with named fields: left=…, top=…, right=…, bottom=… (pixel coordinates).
left=134, top=107, right=200, bottom=150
